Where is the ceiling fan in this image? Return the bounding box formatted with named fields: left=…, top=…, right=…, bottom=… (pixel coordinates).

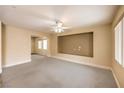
left=51, top=20, right=69, bottom=33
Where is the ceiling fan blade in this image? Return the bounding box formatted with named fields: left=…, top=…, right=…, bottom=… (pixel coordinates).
left=62, top=27, right=70, bottom=29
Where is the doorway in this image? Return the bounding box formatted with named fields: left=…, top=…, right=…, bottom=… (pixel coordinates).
left=31, top=36, right=48, bottom=56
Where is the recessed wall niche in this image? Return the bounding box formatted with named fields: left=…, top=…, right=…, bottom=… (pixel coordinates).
left=58, top=32, right=93, bottom=57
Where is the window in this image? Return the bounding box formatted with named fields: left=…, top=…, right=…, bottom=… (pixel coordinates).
left=114, top=17, right=124, bottom=67
left=43, top=40, right=48, bottom=50
left=38, top=40, right=42, bottom=49
left=37, top=39, right=48, bottom=50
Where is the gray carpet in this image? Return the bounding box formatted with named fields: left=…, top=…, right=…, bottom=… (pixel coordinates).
left=0, top=55, right=117, bottom=88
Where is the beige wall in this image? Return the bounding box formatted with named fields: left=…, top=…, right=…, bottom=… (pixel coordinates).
left=58, top=32, right=93, bottom=57
left=31, top=37, right=36, bottom=54
left=2, top=25, right=51, bottom=67
left=0, top=21, right=2, bottom=73
left=51, top=25, right=112, bottom=68
left=112, top=6, right=124, bottom=87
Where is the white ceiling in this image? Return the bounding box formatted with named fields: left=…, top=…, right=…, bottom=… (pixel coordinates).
left=0, top=5, right=119, bottom=33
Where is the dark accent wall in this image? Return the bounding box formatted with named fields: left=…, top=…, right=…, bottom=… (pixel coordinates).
left=58, top=32, right=93, bottom=57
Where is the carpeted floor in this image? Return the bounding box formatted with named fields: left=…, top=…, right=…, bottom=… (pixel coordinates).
left=0, top=55, right=117, bottom=88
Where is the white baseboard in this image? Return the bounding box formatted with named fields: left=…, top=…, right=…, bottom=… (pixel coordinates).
left=3, top=59, right=31, bottom=68
left=111, top=68, right=120, bottom=88
left=52, top=56, right=111, bottom=70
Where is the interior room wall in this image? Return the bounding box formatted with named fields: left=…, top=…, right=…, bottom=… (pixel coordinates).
left=2, top=25, right=51, bottom=67
left=112, top=6, right=124, bottom=87
left=0, top=21, right=2, bottom=73
left=58, top=32, right=93, bottom=57
left=51, top=24, right=112, bottom=69
left=31, top=37, right=36, bottom=54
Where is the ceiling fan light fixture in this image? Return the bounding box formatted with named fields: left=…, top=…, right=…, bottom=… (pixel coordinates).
left=53, top=21, right=64, bottom=33
left=58, top=28, right=63, bottom=33
left=57, top=22, right=63, bottom=27
left=54, top=28, right=63, bottom=33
